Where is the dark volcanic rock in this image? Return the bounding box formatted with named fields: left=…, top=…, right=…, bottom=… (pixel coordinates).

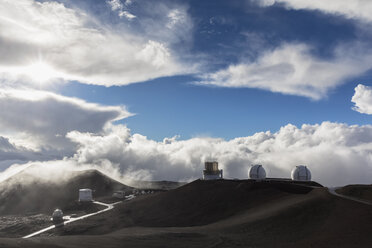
left=1, top=179, right=372, bottom=248
left=59, top=179, right=324, bottom=235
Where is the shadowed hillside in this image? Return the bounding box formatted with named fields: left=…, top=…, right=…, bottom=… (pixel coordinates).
left=2, top=173, right=372, bottom=248
left=128, top=180, right=186, bottom=190
left=34, top=179, right=372, bottom=247
left=336, top=184, right=372, bottom=202
left=0, top=169, right=132, bottom=215
left=54, top=179, right=324, bottom=235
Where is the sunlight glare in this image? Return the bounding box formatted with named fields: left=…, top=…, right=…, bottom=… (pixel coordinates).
left=24, top=61, right=58, bottom=83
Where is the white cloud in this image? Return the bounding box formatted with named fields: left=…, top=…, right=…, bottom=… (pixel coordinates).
left=107, top=0, right=136, bottom=20
left=0, top=89, right=130, bottom=153
left=167, top=9, right=187, bottom=29
left=254, top=0, right=276, bottom=7
left=125, top=0, right=133, bottom=6
left=107, top=0, right=123, bottom=11
left=0, top=0, right=189, bottom=87
left=199, top=43, right=372, bottom=100
left=0, top=136, right=51, bottom=165
left=351, top=84, right=372, bottom=114
left=138, top=4, right=193, bottom=46
left=263, top=0, right=372, bottom=23
left=1, top=121, right=372, bottom=187
left=58, top=121, right=372, bottom=186
left=118, top=10, right=136, bottom=20
left=135, top=41, right=172, bottom=68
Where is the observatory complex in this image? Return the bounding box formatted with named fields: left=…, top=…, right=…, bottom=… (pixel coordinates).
left=202, top=161, right=312, bottom=182
left=203, top=161, right=223, bottom=180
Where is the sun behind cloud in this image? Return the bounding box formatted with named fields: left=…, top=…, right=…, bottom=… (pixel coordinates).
left=23, top=61, right=59, bottom=83
left=1, top=60, right=61, bottom=85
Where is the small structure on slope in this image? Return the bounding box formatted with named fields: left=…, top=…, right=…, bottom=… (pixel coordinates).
left=112, top=191, right=125, bottom=199
left=203, top=161, right=223, bottom=180
left=52, top=209, right=63, bottom=223
left=291, top=165, right=311, bottom=181
left=79, top=188, right=93, bottom=202
left=249, top=164, right=266, bottom=179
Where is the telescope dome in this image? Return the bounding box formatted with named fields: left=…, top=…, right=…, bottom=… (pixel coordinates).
left=291, top=165, right=311, bottom=181
left=52, top=209, right=63, bottom=218
left=249, top=164, right=266, bottom=179
left=52, top=208, right=64, bottom=223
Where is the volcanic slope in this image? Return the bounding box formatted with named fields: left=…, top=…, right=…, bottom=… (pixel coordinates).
left=54, top=179, right=321, bottom=233
left=0, top=168, right=132, bottom=215
left=44, top=179, right=372, bottom=247
left=2, top=179, right=372, bottom=247
left=336, top=184, right=372, bottom=202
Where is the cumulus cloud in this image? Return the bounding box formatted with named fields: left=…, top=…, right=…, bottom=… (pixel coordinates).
left=0, top=0, right=189, bottom=86
left=0, top=136, right=52, bottom=168
left=1, top=121, right=372, bottom=186
left=0, top=89, right=130, bottom=153
left=351, top=84, right=372, bottom=114
left=199, top=43, right=372, bottom=100
left=40, top=121, right=372, bottom=186
left=261, top=0, right=372, bottom=23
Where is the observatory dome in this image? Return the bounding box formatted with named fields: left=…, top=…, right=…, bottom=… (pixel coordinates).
left=52, top=209, right=63, bottom=223
left=249, top=164, right=266, bottom=179
left=291, top=165, right=311, bottom=181
left=52, top=209, right=63, bottom=218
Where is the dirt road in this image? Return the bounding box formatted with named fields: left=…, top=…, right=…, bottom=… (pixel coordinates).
left=22, top=200, right=122, bottom=239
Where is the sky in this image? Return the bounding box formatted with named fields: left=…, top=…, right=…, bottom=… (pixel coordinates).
left=1, top=0, right=372, bottom=186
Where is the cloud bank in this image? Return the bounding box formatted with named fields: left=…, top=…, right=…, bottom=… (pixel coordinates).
left=1, top=119, right=372, bottom=187
left=0, top=89, right=130, bottom=165
left=68, top=121, right=372, bottom=186
left=1, top=121, right=368, bottom=187
left=199, top=43, right=372, bottom=100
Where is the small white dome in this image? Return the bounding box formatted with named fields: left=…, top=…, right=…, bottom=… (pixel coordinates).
left=291, top=165, right=311, bottom=181
left=52, top=209, right=63, bottom=218
left=249, top=164, right=266, bottom=179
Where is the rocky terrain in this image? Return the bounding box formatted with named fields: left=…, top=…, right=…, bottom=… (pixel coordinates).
left=0, top=168, right=132, bottom=238
left=0, top=169, right=372, bottom=247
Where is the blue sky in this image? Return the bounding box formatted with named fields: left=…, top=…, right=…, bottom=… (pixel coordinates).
left=49, top=0, right=372, bottom=141
left=59, top=76, right=370, bottom=141
left=2, top=0, right=372, bottom=185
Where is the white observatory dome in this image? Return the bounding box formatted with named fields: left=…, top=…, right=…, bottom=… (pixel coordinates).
left=52, top=209, right=63, bottom=222
left=52, top=209, right=63, bottom=218
left=249, top=164, right=266, bottom=179
left=291, top=165, right=311, bottom=181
